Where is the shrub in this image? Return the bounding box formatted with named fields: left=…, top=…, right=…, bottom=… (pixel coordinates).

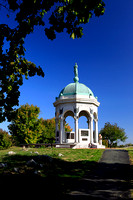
left=0, top=129, right=12, bottom=149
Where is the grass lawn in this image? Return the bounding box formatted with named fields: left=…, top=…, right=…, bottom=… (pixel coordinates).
left=124, top=148, right=133, bottom=198
left=0, top=146, right=104, bottom=178
left=127, top=147, right=133, bottom=165
left=0, top=147, right=132, bottom=199
left=0, top=146, right=105, bottom=199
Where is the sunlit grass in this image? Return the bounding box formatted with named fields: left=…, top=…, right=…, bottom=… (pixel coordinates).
left=0, top=146, right=104, bottom=162
left=124, top=147, right=133, bottom=165
left=0, top=146, right=104, bottom=178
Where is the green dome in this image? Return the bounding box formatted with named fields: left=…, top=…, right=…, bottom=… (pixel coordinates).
left=57, top=63, right=96, bottom=99
left=59, top=82, right=94, bottom=97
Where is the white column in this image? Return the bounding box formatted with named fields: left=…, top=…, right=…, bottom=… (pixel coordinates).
left=95, top=119, right=98, bottom=143
left=63, top=119, right=66, bottom=143
left=87, top=118, right=91, bottom=143
left=55, top=118, right=59, bottom=143
left=59, top=116, right=64, bottom=144
left=90, top=114, right=93, bottom=143
left=75, top=116, right=79, bottom=143
left=93, top=120, right=96, bottom=143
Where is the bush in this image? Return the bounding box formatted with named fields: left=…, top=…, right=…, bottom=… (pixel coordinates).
left=0, top=129, right=12, bottom=149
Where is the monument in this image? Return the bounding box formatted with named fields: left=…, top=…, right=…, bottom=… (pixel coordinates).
left=53, top=63, right=105, bottom=148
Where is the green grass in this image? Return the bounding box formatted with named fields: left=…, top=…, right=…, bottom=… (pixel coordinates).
left=1, top=147, right=132, bottom=199
left=0, top=146, right=104, bottom=178
left=126, top=148, right=133, bottom=198
left=127, top=147, right=133, bottom=165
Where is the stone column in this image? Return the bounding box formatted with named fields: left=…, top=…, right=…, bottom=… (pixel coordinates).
left=59, top=116, right=64, bottom=144
left=87, top=118, right=91, bottom=143
left=95, top=119, right=98, bottom=143
left=74, top=116, right=79, bottom=143
left=55, top=118, right=59, bottom=143
left=93, top=120, right=96, bottom=143
left=90, top=114, right=93, bottom=143
left=63, top=119, right=66, bottom=143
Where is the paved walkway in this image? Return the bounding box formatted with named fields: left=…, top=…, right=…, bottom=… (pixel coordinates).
left=67, top=149, right=131, bottom=200
left=100, top=149, right=130, bottom=164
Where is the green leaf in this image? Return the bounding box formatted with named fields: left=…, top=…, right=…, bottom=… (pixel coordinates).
left=70, top=32, right=75, bottom=39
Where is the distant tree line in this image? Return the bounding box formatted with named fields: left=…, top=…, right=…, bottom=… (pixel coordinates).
left=0, top=104, right=128, bottom=149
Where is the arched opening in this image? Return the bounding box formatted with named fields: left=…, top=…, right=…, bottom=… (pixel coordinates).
left=78, top=110, right=90, bottom=129
left=65, top=116, right=75, bottom=131
left=78, top=116, right=88, bottom=129
left=79, top=110, right=90, bottom=119
left=65, top=116, right=75, bottom=143
left=78, top=110, right=90, bottom=144
left=63, top=110, right=75, bottom=143
left=64, top=110, right=74, bottom=118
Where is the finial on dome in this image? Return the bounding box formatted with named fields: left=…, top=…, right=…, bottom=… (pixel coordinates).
left=74, top=63, right=79, bottom=83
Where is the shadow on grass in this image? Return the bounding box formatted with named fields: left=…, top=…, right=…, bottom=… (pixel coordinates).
left=0, top=154, right=132, bottom=200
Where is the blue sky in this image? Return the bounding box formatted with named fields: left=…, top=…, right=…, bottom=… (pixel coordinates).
left=1, top=0, right=133, bottom=144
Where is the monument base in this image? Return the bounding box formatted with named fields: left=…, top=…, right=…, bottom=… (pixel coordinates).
left=55, top=143, right=105, bottom=149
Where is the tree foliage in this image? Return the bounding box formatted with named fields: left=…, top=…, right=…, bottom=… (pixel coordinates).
left=0, top=128, right=12, bottom=149
left=39, top=118, right=56, bottom=143
left=8, top=104, right=72, bottom=144
left=8, top=104, right=43, bottom=144
left=38, top=117, right=72, bottom=143
left=99, top=122, right=128, bottom=148
left=0, top=0, right=105, bottom=122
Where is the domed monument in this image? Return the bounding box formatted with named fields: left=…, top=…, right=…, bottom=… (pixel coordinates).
left=53, top=63, right=105, bottom=148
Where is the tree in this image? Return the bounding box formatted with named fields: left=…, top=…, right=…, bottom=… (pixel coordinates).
left=0, top=0, right=105, bottom=122
left=8, top=104, right=43, bottom=144
left=39, top=118, right=56, bottom=143
left=99, top=122, right=128, bottom=148
left=8, top=104, right=72, bottom=145
left=38, top=117, right=72, bottom=143
left=0, top=128, right=12, bottom=149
